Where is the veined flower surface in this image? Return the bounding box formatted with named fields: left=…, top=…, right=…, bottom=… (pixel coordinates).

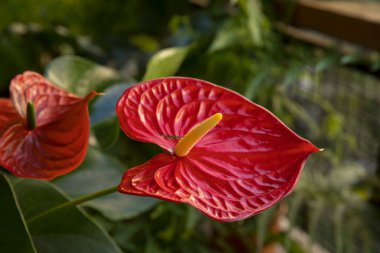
left=116, top=77, right=319, bottom=221
left=0, top=71, right=95, bottom=180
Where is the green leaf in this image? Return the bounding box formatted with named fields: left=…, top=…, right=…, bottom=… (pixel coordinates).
left=92, top=118, right=120, bottom=149
left=142, top=46, right=189, bottom=81
left=208, top=19, right=251, bottom=53
left=45, top=55, right=123, bottom=96
left=0, top=174, right=36, bottom=253
left=244, top=69, right=270, bottom=100
left=340, top=54, right=358, bottom=65
left=91, top=83, right=132, bottom=124
left=55, top=147, right=158, bottom=220
left=91, top=83, right=132, bottom=148
left=315, top=53, right=339, bottom=73
left=13, top=178, right=122, bottom=253
left=238, top=0, right=266, bottom=45
left=281, top=96, right=319, bottom=136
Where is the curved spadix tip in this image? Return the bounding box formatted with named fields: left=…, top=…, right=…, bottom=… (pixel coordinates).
left=84, top=91, right=103, bottom=102
left=175, top=112, right=223, bottom=157
left=214, top=113, right=223, bottom=121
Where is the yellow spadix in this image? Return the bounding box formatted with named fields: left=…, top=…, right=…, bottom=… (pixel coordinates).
left=174, top=113, right=223, bottom=157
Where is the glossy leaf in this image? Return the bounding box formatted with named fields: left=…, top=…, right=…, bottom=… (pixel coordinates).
left=91, top=83, right=132, bottom=148
left=45, top=55, right=123, bottom=97
left=117, top=77, right=319, bottom=221
left=0, top=71, right=94, bottom=180
left=55, top=147, right=158, bottom=220
left=142, top=46, right=189, bottom=81
left=0, top=174, right=36, bottom=253
left=93, top=118, right=121, bottom=148
left=12, top=178, right=123, bottom=253
left=91, top=83, right=132, bottom=124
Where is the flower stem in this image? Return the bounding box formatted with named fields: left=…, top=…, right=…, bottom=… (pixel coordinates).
left=27, top=185, right=118, bottom=224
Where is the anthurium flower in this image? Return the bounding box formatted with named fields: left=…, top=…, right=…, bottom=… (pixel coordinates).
left=0, top=71, right=96, bottom=180
left=116, top=77, right=319, bottom=222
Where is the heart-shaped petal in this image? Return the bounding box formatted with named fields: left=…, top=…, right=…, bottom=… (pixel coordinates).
left=0, top=99, right=23, bottom=137
left=0, top=72, right=95, bottom=180
left=117, top=77, right=319, bottom=221
left=10, top=71, right=80, bottom=126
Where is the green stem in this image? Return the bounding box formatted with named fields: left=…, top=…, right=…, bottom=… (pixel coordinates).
left=26, top=102, right=36, bottom=130
left=27, top=185, right=118, bottom=224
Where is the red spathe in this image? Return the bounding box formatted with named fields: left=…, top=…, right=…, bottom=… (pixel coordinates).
left=117, top=77, right=319, bottom=221
left=0, top=71, right=94, bottom=180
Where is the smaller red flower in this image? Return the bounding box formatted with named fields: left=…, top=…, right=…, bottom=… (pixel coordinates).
left=0, top=71, right=95, bottom=180
left=117, top=77, right=320, bottom=222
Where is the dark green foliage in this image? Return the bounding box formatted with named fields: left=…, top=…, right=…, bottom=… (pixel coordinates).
left=13, top=177, right=123, bottom=253
left=0, top=174, right=36, bottom=253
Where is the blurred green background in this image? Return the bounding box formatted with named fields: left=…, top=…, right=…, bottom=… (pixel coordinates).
left=1, top=0, right=380, bottom=252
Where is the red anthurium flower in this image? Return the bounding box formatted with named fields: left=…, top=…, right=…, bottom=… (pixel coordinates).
left=0, top=71, right=96, bottom=180
left=116, top=77, right=319, bottom=222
